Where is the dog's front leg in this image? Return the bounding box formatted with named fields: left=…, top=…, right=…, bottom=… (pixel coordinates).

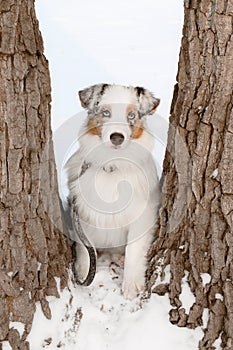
left=122, top=226, right=154, bottom=300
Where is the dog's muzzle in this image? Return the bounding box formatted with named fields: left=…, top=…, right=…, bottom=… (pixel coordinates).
left=110, top=132, right=125, bottom=146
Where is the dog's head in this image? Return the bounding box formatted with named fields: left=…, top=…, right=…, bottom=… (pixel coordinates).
left=79, top=83, right=160, bottom=148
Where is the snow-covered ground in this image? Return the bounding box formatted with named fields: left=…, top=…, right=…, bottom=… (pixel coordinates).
left=27, top=253, right=203, bottom=350
left=6, top=1, right=208, bottom=349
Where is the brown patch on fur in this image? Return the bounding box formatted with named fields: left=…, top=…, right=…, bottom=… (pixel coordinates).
left=126, top=103, right=138, bottom=116
left=126, top=103, right=144, bottom=139
left=131, top=122, right=144, bottom=139
left=80, top=99, right=88, bottom=109
left=148, top=105, right=158, bottom=115
left=86, top=117, right=102, bottom=136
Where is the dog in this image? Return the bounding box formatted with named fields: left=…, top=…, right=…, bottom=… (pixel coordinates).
left=65, top=83, right=160, bottom=300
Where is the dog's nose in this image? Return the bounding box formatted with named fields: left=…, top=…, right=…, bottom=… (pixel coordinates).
left=110, top=132, right=125, bottom=146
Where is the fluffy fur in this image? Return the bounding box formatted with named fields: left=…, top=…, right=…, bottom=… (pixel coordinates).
left=66, top=84, right=160, bottom=299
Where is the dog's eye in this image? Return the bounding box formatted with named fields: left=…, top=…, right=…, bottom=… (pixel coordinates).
left=102, top=110, right=111, bottom=117
left=128, top=112, right=136, bottom=120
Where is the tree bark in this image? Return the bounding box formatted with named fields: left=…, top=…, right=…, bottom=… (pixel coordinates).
left=0, top=1, right=71, bottom=349
left=147, top=1, right=233, bottom=349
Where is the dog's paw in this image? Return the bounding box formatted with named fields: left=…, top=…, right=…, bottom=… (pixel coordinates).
left=122, top=276, right=145, bottom=300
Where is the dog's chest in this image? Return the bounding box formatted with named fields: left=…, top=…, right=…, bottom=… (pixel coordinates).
left=76, top=160, right=153, bottom=213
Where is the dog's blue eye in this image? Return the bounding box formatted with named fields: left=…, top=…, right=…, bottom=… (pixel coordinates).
left=128, top=112, right=136, bottom=120
left=102, top=110, right=111, bottom=117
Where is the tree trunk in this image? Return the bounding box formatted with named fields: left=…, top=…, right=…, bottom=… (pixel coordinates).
left=0, top=1, right=71, bottom=349
left=147, top=1, right=233, bottom=349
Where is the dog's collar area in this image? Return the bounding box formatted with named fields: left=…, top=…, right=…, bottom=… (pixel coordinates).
left=102, top=164, right=117, bottom=173
left=80, top=162, right=117, bottom=175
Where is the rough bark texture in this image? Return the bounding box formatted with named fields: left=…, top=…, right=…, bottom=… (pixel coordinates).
left=147, top=1, right=233, bottom=349
left=0, top=1, right=71, bottom=349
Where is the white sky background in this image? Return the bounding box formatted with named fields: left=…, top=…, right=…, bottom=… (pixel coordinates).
left=35, top=0, right=184, bottom=130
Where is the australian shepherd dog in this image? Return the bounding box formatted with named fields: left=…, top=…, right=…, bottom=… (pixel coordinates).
left=66, top=83, right=160, bottom=299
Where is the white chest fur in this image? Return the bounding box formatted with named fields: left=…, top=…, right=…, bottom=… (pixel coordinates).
left=78, top=158, right=156, bottom=217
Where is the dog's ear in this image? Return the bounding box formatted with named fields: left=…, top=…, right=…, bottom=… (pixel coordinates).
left=78, top=83, right=109, bottom=110
left=135, top=86, right=160, bottom=116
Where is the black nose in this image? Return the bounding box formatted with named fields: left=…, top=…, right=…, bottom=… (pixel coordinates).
left=110, top=132, right=125, bottom=146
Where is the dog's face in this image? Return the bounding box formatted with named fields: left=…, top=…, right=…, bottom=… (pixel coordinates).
left=79, top=84, right=160, bottom=149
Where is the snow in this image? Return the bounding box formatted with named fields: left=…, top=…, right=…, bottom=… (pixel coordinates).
left=201, top=273, right=211, bottom=285
left=180, top=271, right=196, bottom=314
left=215, top=293, right=223, bottom=301
left=27, top=254, right=203, bottom=350
left=153, top=263, right=171, bottom=286
left=213, top=334, right=222, bottom=350
left=2, top=341, right=12, bottom=350
left=211, top=168, right=219, bottom=178
left=23, top=1, right=206, bottom=350
left=9, top=323, right=24, bottom=338
left=202, top=308, right=209, bottom=328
